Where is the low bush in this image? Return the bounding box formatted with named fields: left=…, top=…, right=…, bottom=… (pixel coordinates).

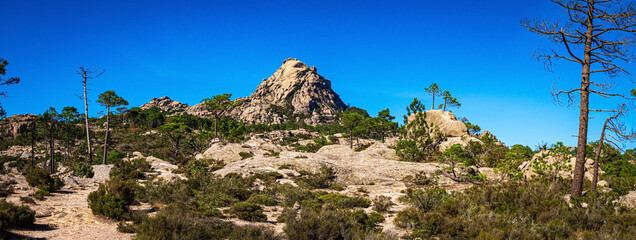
left=247, top=194, right=277, bottom=206
left=296, top=165, right=336, bottom=189
left=87, top=185, right=126, bottom=220
left=230, top=202, right=267, bottom=222
left=283, top=207, right=387, bottom=240
left=33, top=189, right=49, bottom=200
left=73, top=162, right=94, bottom=178
left=106, top=175, right=139, bottom=205
left=239, top=152, right=253, bottom=159
left=316, top=193, right=371, bottom=209
left=373, top=195, right=395, bottom=213
left=25, top=167, right=64, bottom=192
left=136, top=203, right=279, bottom=240
left=0, top=200, right=35, bottom=233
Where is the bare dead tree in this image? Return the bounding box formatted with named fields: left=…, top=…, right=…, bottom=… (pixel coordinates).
left=76, top=67, right=104, bottom=164
left=591, top=103, right=635, bottom=191
left=522, top=0, right=636, bottom=196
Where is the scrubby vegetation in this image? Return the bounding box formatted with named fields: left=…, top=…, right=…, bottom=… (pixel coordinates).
left=395, top=179, right=636, bottom=239
left=0, top=200, right=35, bottom=237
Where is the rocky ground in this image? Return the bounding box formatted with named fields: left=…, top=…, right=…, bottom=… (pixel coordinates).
left=3, top=165, right=134, bottom=240
left=2, top=131, right=634, bottom=239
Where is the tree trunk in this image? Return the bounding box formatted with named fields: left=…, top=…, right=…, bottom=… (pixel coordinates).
left=83, top=81, right=93, bottom=163
left=31, top=121, right=35, bottom=166
left=214, top=117, right=218, bottom=139
left=49, top=133, right=55, bottom=174
left=349, top=128, right=353, bottom=149
left=431, top=95, right=435, bottom=110
left=443, top=99, right=447, bottom=111
left=571, top=6, right=594, bottom=197
left=103, top=107, right=110, bottom=164
left=591, top=124, right=607, bottom=192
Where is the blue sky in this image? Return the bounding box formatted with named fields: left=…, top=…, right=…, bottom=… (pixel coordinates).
left=1, top=0, right=635, bottom=149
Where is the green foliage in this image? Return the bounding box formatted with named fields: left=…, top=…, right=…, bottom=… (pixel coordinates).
left=247, top=194, right=278, bottom=206
left=158, top=122, right=192, bottom=162
left=282, top=207, right=387, bottom=240
left=106, top=175, right=139, bottom=205
left=296, top=165, right=336, bottom=189
left=97, top=90, right=129, bottom=109
left=229, top=202, right=267, bottom=222
left=396, top=111, right=437, bottom=162
left=73, top=162, right=94, bottom=178
left=373, top=195, right=395, bottom=213
left=442, top=90, right=461, bottom=111
left=531, top=142, right=572, bottom=181
left=239, top=151, right=253, bottom=159
left=135, top=203, right=279, bottom=240
left=425, top=83, right=442, bottom=108
left=316, top=193, right=371, bottom=209
left=25, top=167, right=64, bottom=192
left=33, top=189, right=49, bottom=200
left=96, top=149, right=126, bottom=165
left=110, top=157, right=149, bottom=180
left=396, top=179, right=636, bottom=239
left=401, top=187, right=448, bottom=212
left=88, top=185, right=126, bottom=220
left=0, top=200, right=35, bottom=233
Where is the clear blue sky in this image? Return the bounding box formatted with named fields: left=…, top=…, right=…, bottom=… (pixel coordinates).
left=1, top=0, right=635, bottom=149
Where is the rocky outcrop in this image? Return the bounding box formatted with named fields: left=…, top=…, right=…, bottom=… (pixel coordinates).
left=230, top=58, right=347, bottom=125
left=518, top=150, right=600, bottom=181
left=139, top=58, right=348, bottom=125
left=405, top=110, right=481, bottom=151
left=0, top=114, right=36, bottom=139
left=140, top=96, right=189, bottom=113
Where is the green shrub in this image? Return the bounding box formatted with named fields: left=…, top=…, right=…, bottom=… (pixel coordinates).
left=136, top=203, right=234, bottom=240
left=283, top=207, right=386, bottom=240
left=106, top=175, right=139, bottom=205
left=33, top=189, right=49, bottom=200
left=239, top=152, right=253, bottom=159
left=73, top=162, right=94, bottom=178
left=296, top=165, right=336, bottom=189
left=230, top=202, right=267, bottom=222
left=274, top=183, right=314, bottom=207
left=402, top=187, right=448, bottom=212
left=25, top=167, right=64, bottom=192
left=0, top=182, right=13, bottom=197
left=110, top=159, right=144, bottom=180
left=373, top=195, right=395, bottom=213
left=317, top=193, right=371, bottom=209
left=0, top=200, right=35, bottom=232
left=329, top=183, right=345, bottom=191
left=227, top=225, right=281, bottom=240
left=247, top=194, right=277, bottom=206
left=87, top=185, right=126, bottom=220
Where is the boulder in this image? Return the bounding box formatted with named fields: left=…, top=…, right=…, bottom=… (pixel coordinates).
left=196, top=142, right=254, bottom=163
left=140, top=96, right=189, bottom=112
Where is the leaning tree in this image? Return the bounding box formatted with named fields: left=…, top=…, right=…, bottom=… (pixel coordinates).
left=523, top=0, right=636, bottom=196
left=97, top=90, right=128, bottom=164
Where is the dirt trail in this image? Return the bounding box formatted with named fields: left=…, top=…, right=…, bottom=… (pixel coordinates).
left=4, top=167, right=133, bottom=240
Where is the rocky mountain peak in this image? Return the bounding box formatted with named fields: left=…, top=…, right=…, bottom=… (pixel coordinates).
left=140, top=96, right=189, bottom=112
left=233, top=58, right=347, bottom=124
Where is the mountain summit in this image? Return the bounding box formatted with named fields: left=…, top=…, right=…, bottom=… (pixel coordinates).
left=231, top=58, right=347, bottom=124
left=138, top=58, right=348, bottom=124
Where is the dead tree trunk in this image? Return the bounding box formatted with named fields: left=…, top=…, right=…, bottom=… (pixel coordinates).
left=103, top=106, right=110, bottom=164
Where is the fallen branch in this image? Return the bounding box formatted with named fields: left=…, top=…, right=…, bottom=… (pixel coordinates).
left=438, top=169, right=482, bottom=185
